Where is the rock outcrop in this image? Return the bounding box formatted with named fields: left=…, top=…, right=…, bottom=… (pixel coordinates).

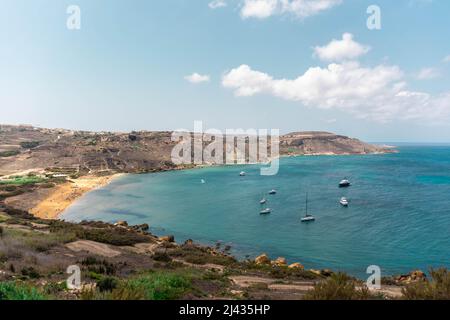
left=288, top=263, right=305, bottom=270
left=255, top=254, right=271, bottom=265
left=159, top=235, right=175, bottom=243
left=395, top=270, right=427, bottom=284
left=272, top=257, right=288, bottom=267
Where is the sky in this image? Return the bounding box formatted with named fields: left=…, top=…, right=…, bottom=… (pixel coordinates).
left=1, top=0, right=450, bottom=142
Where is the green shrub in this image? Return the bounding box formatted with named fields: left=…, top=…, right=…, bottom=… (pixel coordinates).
left=152, top=251, right=172, bottom=262
left=304, top=273, right=375, bottom=300
left=80, top=271, right=192, bottom=300
left=3, top=227, right=75, bottom=253
left=0, top=282, right=47, bottom=300
left=0, top=214, right=9, bottom=223
left=402, top=268, right=450, bottom=300
left=21, top=266, right=41, bottom=279
left=97, top=276, right=119, bottom=292
left=170, top=246, right=236, bottom=266
left=238, top=261, right=320, bottom=280
left=82, top=227, right=151, bottom=246
left=87, top=271, right=103, bottom=280
left=81, top=256, right=117, bottom=275
left=23, top=231, right=77, bottom=252
left=114, top=271, right=192, bottom=300
left=0, top=150, right=20, bottom=158
left=0, top=176, right=46, bottom=186
left=2, top=185, right=16, bottom=192
left=20, top=141, right=40, bottom=149
left=43, top=281, right=67, bottom=296
left=3, top=207, right=35, bottom=220
left=50, top=221, right=152, bottom=246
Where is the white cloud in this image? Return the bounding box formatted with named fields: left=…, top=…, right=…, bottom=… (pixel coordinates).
left=241, top=0, right=278, bottom=19
left=185, top=73, right=210, bottom=84
left=221, top=33, right=450, bottom=124
left=443, top=55, right=450, bottom=63
left=314, top=33, right=370, bottom=62
left=209, top=0, right=227, bottom=9
left=222, top=63, right=450, bottom=123
left=223, top=63, right=402, bottom=112
left=415, top=67, right=440, bottom=80
left=240, top=0, right=342, bottom=19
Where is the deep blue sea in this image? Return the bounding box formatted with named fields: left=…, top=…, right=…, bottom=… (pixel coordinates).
left=62, top=146, right=450, bottom=278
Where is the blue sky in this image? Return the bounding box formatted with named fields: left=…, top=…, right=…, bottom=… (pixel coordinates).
left=1, top=0, right=450, bottom=142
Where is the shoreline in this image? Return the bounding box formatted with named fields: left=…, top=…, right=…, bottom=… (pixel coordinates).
left=28, top=173, right=125, bottom=220
left=27, top=149, right=398, bottom=220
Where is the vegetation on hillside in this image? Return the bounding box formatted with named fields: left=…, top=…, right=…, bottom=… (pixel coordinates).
left=402, top=268, right=450, bottom=300
left=304, top=273, right=382, bottom=300
left=0, top=150, right=20, bottom=158
left=0, top=176, right=47, bottom=186
left=0, top=282, right=47, bottom=300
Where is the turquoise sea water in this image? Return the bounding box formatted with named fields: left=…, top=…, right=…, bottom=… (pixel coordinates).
left=62, top=146, right=450, bottom=278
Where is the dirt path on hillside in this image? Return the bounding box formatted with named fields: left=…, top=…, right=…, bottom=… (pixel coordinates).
left=66, top=240, right=122, bottom=258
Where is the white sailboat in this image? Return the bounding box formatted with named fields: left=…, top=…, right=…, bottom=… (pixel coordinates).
left=260, top=197, right=271, bottom=214
left=260, top=195, right=267, bottom=205
left=301, top=193, right=316, bottom=222
left=340, top=197, right=349, bottom=206
left=339, top=179, right=351, bottom=188
left=240, top=171, right=246, bottom=176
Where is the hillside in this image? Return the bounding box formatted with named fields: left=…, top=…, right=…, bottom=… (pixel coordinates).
left=0, top=125, right=395, bottom=176
left=280, top=131, right=393, bottom=156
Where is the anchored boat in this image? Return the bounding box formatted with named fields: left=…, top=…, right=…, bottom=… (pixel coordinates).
left=339, top=179, right=351, bottom=188
left=340, top=197, right=349, bottom=206
left=301, top=193, right=316, bottom=223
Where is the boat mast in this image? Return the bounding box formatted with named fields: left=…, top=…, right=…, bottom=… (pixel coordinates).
left=305, top=192, right=308, bottom=217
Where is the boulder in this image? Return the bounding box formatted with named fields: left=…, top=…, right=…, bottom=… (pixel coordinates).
left=395, top=270, right=427, bottom=284
left=410, top=270, right=426, bottom=281
left=159, top=235, right=175, bottom=243
left=255, top=254, right=271, bottom=265
left=184, top=239, right=194, bottom=246
left=288, top=263, right=305, bottom=270
left=132, top=223, right=150, bottom=232
left=114, top=221, right=128, bottom=227
left=272, top=257, right=288, bottom=267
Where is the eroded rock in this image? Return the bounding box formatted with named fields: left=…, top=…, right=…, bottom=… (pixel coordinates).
left=255, top=254, right=271, bottom=265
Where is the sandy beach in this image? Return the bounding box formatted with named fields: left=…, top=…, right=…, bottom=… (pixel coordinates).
left=25, top=174, right=123, bottom=220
